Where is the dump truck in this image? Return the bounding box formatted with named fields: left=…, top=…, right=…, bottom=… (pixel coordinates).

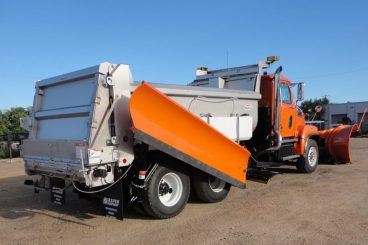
left=22, top=57, right=355, bottom=220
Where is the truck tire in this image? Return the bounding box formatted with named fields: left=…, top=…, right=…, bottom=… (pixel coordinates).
left=142, top=165, right=190, bottom=219
left=192, top=172, right=231, bottom=203
left=297, top=139, right=319, bottom=173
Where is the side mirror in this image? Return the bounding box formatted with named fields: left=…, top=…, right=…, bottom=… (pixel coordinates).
left=310, top=105, right=323, bottom=121
left=315, top=105, right=323, bottom=113
left=297, top=82, right=304, bottom=101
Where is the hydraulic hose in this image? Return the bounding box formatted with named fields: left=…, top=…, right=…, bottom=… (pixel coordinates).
left=71, top=165, right=132, bottom=194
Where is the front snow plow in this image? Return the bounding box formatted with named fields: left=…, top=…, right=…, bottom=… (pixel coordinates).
left=130, top=82, right=251, bottom=188
left=318, top=124, right=357, bottom=163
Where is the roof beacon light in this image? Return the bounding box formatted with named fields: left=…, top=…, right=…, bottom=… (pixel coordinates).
left=267, top=56, right=279, bottom=63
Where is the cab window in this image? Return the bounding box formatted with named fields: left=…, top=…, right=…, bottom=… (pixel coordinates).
left=280, top=84, right=291, bottom=104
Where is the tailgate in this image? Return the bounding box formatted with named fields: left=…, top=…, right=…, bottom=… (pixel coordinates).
left=23, top=64, right=110, bottom=174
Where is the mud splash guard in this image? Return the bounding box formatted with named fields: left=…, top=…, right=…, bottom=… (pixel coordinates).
left=130, top=82, right=250, bottom=188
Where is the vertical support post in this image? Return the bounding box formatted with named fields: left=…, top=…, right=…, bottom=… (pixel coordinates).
left=127, top=142, right=149, bottom=206
left=135, top=143, right=148, bottom=186
left=236, top=114, right=240, bottom=143
left=8, top=133, right=12, bottom=163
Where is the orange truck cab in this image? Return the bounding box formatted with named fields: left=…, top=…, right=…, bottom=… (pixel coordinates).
left=259, top=74, right=306, bottom=138
left=249, top=65, right=354, bottom=175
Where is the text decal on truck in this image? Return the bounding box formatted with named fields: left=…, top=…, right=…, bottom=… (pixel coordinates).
left=50, top=178, right=66, bottom=205
left=101, top=178, right=123, bottom=220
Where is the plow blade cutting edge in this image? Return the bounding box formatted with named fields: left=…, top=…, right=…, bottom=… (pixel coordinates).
left=129, top=82, right=250, bottom=188
left=318, top=124, right=356, bottom=163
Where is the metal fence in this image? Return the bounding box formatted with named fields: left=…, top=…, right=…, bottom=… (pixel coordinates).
left=0, top=133, right=29, bottom=159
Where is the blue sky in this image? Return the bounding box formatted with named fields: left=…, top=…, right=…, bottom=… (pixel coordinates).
left=1, top=0, right=367, bottom=110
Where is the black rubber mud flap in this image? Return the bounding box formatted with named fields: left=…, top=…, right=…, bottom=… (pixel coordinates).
left=50, top=177, right=66, bottom=205
left=101, top=178, right=124, bottom=220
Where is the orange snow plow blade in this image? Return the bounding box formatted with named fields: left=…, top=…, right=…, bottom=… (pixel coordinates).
left=318, top=124, right=356, bottom=163
left=130, top=82, right=250, bottom=188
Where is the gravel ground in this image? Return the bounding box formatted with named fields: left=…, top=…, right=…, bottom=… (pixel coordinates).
left=0, top=138, right=367, bottom=245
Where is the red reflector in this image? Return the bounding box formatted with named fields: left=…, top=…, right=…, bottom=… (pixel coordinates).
left=138, top=171, right=146, bottom=179
left=122, top=158, right=127, bottom=163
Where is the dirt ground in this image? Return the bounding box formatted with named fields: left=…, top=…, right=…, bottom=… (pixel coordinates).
left=0, top=138, right=367, bottom=245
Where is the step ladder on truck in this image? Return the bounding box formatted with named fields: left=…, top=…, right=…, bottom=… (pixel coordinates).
left=22, top=56, right=355, bottom=220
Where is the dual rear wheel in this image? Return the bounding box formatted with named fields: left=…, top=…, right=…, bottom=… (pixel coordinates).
left=192, top=171, right=231, bottom=203
left=142, top=165, right=230, bottom=219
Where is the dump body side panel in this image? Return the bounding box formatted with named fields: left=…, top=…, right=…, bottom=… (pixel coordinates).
left=137, top=83, right=261, bottom=132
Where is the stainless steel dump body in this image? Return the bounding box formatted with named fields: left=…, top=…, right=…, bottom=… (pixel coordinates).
left=23, top=63, right=135, bottom=186
left=23, top=62, right=265, bottom=187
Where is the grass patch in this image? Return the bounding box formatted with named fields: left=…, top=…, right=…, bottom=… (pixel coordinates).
left=0, top=148, right=20, bottom=158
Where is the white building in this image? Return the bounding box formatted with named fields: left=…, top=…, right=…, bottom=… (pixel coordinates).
left=324, top=101, right=368, bottom=133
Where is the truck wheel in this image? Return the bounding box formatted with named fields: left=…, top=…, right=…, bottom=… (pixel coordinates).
left=297, top=139, right=319, bottom=173
left=142, top=165, right=190, bottom=219
left=192, top=172, right=231, bottom=203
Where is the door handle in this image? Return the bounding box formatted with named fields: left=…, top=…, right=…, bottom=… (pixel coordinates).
left=289, top=116, right=293, bottom=129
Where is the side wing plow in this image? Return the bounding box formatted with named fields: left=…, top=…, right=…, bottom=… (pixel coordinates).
left=129, top=82, right=250, bottom=188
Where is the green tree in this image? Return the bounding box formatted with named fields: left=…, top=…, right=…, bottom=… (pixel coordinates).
left=300, top=96, right=330, bottom=121
left=0, top=107, right=28, bottom=135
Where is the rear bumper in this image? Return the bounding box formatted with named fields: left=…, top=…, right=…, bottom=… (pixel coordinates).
left=22, top=139, right=116, bottom=187
left=22, top=139, right=87, bottom=179
left=24, top=157, right=82, bottom=179
left=23, top=156, right=116, bottom=188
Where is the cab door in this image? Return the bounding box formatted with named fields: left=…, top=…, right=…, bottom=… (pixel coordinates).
left=279, top=83, right=297, bottom=138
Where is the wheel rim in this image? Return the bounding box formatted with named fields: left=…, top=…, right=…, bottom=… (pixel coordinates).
left=308, top=146, right=318, bottom=167
left=208, top=175, right=226, bottom=193
left=158, top=173, right=183, bottom=207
